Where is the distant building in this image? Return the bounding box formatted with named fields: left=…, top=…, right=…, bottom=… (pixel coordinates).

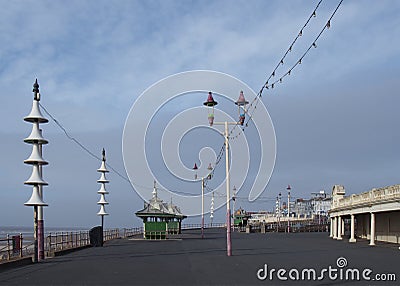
left=311, top=190, right=331, bottom=217
left=292, top=190, right=331, bottom=218
left=292, top=198, right=313, bottom=217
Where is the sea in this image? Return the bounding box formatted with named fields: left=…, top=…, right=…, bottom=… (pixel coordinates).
left=0, top=226, right=90, bottom=246
left=0, top=226, right=89, bottom=237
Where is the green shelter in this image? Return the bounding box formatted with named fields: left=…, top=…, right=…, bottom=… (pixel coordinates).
left=233, top=207, right=251, bottom=227
left=135, top=183, right=186, bottom=239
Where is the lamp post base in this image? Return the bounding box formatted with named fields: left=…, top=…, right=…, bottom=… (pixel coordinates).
left=38, top=219, right=44, bottom=261
left=201, top=217, right=204, bottom=239
left=33, top=206, right=38, bottom=263
left=227, top=209, right=232, bottom=256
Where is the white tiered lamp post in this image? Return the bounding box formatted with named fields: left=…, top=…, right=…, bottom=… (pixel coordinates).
left=232, top=186, right=237, bottom=232
left=278, top=192, right=282, bottom=230
left=24, top=79, right=48, bottom=263
left=287, top=185, right=291, bottom=233
left=275, top=196, right=279, bottom=231
left=210, top=192, right=214, bottom=227
left=203, top=91, right=248, bottom=256
left=201, top=177, right=205, bottom=239
left=97, top=148, right=109, bottom=231
left=199, top=163, right=213, bottom=239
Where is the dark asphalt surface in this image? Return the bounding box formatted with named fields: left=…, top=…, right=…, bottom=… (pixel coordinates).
left=0, top=229, right=398, bottom=285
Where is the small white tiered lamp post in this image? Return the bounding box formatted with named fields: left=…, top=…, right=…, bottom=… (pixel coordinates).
left=287, top=185, right=291, bottom=233
left=210, top=192, right=214, bottom=227
left=195, top=162, right=213, bottom=239
left=97, top=148, right=109, bottom=231
left=232, top=186, right=237, bottom=232
left=24, top=79, right=48, bottom=263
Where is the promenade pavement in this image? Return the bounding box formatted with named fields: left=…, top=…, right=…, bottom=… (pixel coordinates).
left=0, top=228, right=398, bottom=285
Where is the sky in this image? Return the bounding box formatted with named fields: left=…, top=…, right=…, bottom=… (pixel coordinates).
left=1, top=0, right=399, bottom=228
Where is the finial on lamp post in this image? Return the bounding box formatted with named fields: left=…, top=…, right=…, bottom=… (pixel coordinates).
left=102, top=148, right=106, bottom=161
left=33, top=79, right=40, bottom=101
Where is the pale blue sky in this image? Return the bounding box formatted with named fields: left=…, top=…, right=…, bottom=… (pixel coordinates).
left=1, top=0, right=399, bottom=228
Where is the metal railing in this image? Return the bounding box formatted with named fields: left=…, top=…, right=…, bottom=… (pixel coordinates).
left=103, top=229, right=120, bottom=242
left=46, top=231, right=90, bottom=253
left=122, top=227, right=143, bottom=238
left=0, top=234, right=35, bottom=262
left=246, top=221, right=329, bottom=233
left=182, top=223, right=225, bottom=229
left=47, top=229, right=121, bottom=252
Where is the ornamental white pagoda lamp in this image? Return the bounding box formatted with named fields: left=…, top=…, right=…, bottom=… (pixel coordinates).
left=97, top=148, right=109, bottom=231
left=24, top=79, right=48, bottom=263
left=287, top=184, right=291, bottom=233
left=232, top=186, right=237, bottom=211
left=203, top=91, right=218, bottom=126
left=210, top=192, right=214, bottom=227
left=235, top=91, right=249, bottom=126
left=232, top=186, right=237, bottom=231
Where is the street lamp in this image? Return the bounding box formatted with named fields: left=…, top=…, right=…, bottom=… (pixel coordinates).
left=287, top=185, right=291, bottom=233
left=235, top=91, right=248, bottom=126
left=24, top=79, right=48, bottom=263
left=97, top=149, right=109, bottom=234
left=207, top=163, right=213, bottom=180
left=193, top=163, right=198, bottom=180
left=205, top=91, right=218, bottom=126
left=203, top=91, right=248, bottom=256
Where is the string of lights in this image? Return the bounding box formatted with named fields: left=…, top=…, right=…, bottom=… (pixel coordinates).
left=228, top=0, right=344, bottom=141
left=263, top=0, right=343, bottom=91
left=263, top=0, right=323, bottom=91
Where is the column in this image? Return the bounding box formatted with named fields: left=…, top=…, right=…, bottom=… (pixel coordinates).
left=329, top=217, right=333, bottom=238
left=369, top=212, right=375, bottom=246
left=337, top=216, right=342, bottom=240
left=349, top=214, right=356, bottom=243
left=333, top=217, right=337, bottom=239
left=341, top=217, right=345, bottom=236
